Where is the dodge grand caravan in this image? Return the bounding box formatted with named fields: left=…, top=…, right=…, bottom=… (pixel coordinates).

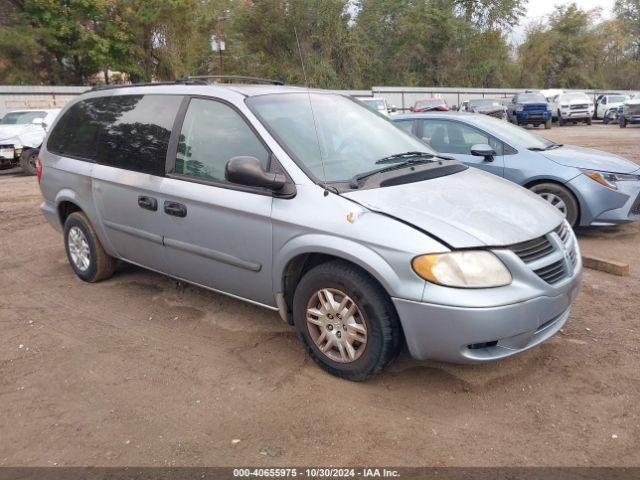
left=38, top=80, right=582, bottom=380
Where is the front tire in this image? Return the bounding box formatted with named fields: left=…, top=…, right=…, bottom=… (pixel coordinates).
left=19, top=148, right=39, bottom=175
left=586, top=117, right=592, bottom=125
left=530, top=183, right=579, bottom=227
left=620, top=117, right=627, bottom=128
left=545, top=119, right=552, bottom=129
left=292, top=260, right=402, bottom=381
left=64, top=212, right=116, bottom=282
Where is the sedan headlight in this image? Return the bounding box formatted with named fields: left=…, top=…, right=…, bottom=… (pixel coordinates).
left=412, top=251, right=512, bottom=288
left=582, top=169, right=640, bottom=190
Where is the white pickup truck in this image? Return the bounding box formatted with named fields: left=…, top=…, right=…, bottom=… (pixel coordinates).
left=0, top=108, right=61, bottom=175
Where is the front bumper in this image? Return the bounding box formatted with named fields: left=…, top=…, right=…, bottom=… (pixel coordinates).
left=560, top=110, right=592, bottom=120
left=516, top=111, right=551, bottom=123
left=568, top=174, right=640, bottom=225
left=394, top=227, right=583, bottom=363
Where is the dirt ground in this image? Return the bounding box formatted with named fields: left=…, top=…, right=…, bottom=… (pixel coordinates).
left=0, top=123, right=639, bottom=467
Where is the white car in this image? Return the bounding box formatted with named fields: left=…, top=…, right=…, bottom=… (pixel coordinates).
left=549, top=92, right=594, bottom=125
left=595, top=94, right=629, bottom=120
left=0, top=108, right=61, bottom=174
left=358, top=97, right=396, bottom=117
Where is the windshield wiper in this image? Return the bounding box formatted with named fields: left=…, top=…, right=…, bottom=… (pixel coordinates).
left=528, top=143, right=564, bottom=152
left=349, top=156, right=436, bottom=189
left=374, top=151, right=435, bottom=164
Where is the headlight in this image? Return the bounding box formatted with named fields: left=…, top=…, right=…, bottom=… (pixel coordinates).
left=582, top=169, right=640, bottom=190
left=412, top=251, right=512, bottom=288
left=515, top=105, right=524, bottom=112
left=560, top=104, right=569, bottom=109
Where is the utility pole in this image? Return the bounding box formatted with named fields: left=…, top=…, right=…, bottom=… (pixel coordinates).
left=216, top=17, right=224, bottom=77
left=211, top=16, right=228, bottom=77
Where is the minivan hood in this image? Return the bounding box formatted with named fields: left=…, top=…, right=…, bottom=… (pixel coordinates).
left=342, top=168, right=562, bottom=249
left=541, top=145, right=639, bottom=174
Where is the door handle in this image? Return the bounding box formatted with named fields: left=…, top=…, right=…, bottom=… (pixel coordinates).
left=164, top=201, right=187, bottom=218
left=138, top=195, right=158, bottom=211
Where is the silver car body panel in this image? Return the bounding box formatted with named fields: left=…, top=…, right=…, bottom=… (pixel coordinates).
left=39, top=84, right=584, bottom=364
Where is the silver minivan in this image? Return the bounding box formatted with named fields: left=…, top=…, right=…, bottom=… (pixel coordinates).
left=38, top=81, right=582, bottom=380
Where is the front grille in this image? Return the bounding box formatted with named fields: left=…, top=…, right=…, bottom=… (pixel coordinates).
left=534, top=259, right=567, bottom=284
left=507, top=222, right=578, bottom=285
left=630, top=194, right=640, bottom=216
left=509, top=236, right=553, bottom=263
left=571, top=104, right=588, bottom=110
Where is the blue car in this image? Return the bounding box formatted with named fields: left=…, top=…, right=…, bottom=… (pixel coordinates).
left=507, top=92, right=553, bottom=129
left=393, top=112, right=640, bottom=226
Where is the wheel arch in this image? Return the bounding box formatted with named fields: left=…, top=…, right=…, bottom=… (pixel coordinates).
left=274, top=237, right=405, bottom=325
left=523, top=178, right=582, bottom=225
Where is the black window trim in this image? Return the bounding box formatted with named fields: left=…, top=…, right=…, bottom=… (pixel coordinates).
left=47, top=93, right=186, bottom=173
left=417, top=117, right=519, bottom=156
left=164, top=94, right=295, bottom=198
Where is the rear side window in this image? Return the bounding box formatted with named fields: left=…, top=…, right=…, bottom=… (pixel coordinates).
left=47, top=95, right=182, bottom=176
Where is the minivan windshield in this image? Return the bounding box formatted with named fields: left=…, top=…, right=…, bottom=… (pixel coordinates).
left=0, top=111, right=47, bottom=125
left=476, top=116, right=555, bottom=150
left=247, top=93, right=435, bottom=183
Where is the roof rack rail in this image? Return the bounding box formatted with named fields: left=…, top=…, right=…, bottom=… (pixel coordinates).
left=89, top=75, right=284, bottom=92
left=178, top=75, right=284, bottom=86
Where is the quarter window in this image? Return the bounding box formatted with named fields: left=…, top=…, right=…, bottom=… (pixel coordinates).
left=174, top=98, right=269, bottom=183
left=47, top=95, right=182, bottom=176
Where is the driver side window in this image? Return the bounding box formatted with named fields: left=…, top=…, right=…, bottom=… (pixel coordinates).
left=175, top=98, right=269, bottom=182
left=417, top=120, right=504, bottom=156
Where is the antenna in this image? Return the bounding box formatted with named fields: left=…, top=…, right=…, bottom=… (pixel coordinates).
left=294, top=26, right=328, bottom=188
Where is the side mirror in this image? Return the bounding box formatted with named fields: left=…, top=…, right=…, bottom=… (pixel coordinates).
left=470, top=144, right=496, bottom=161
left=225, top=156, right=286, bottom=191
left=389, top=105, right=398, bottom=113
left=31, top=117, right=44, bottom=125
left=409, top=106, right=414, bottom=112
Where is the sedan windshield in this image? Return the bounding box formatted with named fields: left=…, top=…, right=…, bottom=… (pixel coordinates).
left=0, top=111, right=46, bottom=125
left=476, top=116, right=555, bottom=150
left=247, top=93, right=434, bottom=183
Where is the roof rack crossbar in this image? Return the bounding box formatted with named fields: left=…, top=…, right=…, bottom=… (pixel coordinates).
left=179, top=75, right=284, bottom=86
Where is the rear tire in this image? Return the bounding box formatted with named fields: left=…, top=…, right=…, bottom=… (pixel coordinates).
left=64, top=212, right=116, bottom=283
left=19, top=148, right=38, bottom=175
left=292, top=260, right=402, bottom=381
left=530, top=183, right=579, bottom=227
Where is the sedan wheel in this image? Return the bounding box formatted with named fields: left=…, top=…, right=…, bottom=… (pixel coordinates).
left=530, top=183, right=579, bottom=227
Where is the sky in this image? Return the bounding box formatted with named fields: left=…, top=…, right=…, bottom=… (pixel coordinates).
left=511, top=0, right=615, bottom=43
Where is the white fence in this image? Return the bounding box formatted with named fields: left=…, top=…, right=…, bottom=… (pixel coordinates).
left=0, top=86, right=89, bottom=117
left=1, top=84, right=636, bottom=117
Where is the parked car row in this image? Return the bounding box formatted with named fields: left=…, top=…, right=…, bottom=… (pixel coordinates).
left=0, top=108, right=60, bottom=174
left=37, top=80, right=599, bottom=380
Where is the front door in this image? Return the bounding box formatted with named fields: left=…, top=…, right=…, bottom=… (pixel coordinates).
left=160, top=97, right=275, bottom=307
left=416, top=118, right=505, bottom=177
